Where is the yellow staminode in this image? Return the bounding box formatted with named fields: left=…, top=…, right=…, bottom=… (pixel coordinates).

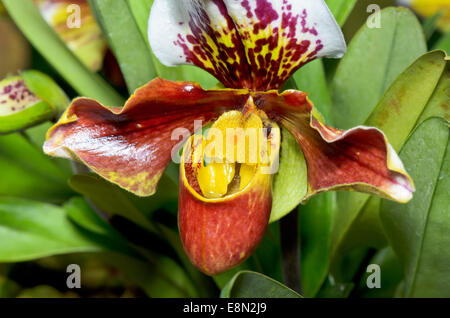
left=196, top=110, right=272, bottom=199
left=197, top=162, right=236, bottom=199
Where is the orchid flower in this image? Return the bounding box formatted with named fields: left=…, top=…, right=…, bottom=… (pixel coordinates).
left=34, top=0, right=107, bottom=71
left=398, top=0, right=449, bottom=32
left=43, top=0, right=414, bottom=275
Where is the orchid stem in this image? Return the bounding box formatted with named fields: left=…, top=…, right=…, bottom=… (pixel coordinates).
left=280, top=208, right=302, bottom=295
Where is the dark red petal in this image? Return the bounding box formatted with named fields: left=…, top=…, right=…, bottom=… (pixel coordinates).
left=254, top=90, right=414, bottom=203
left=178, top=123, right=280, bottom=275
left=44, top=78, right=249, bottom=196
left=179, top=173, right=272, bottom=275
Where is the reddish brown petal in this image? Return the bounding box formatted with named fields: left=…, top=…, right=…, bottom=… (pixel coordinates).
left=179, top=171, right=272, bottom=276
left=179, top=121, right=280, bottom=275
left=253, top=90, right=415, bottom=203
left=44, top=78, right=249, bottom=196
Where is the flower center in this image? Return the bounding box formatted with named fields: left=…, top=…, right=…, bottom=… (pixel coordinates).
left=196, top=110, right=274, bottom=199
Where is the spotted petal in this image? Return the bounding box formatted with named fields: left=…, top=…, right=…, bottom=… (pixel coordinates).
left=254, top=90, right=415, bottom=203
left=44, top=78, right=249, bottom=196
left=148, top=0, right=346, bottom=90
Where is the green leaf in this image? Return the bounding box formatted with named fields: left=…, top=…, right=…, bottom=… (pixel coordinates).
left=316, top=281, right=354, bottom=298
left=63, top=198, right=199, bottom=297
left=433, top=32, right=450, bottom=54
left=366, top=50, right=449, bottom=151
left=129, top=0, right=218, bottom=88
left=68, top=174, right=162, bottom=233
left=25, top=121, right=73, bottom=174
left=329, top=51, right=448, bottom=280
left=0, top=133, right=73, bottom=203
left=127, top=0, right=184, bottom=81
left=64, top=197, right=126, bottom=242
left=300, top=192, right=336, bottom=297
left=293, top=59, right=333, bottom=123
left=270, top=127, right=307, bottom=223
left=252, top=223, right=283, bottom=281
left=157, top=224, right=217, bottom=298
left=331, top=7, right=427, bottom=129
left=358, top=247, right=403, bottom=298
left=381, top=117, right=450, bottom=297
left=2, top=0, right=124, bottom=105
left=89, top=0, right=157, bottom=93
left=330, top=195, right=388, bottom=282
left=0, top=197, right=104, bottom=262
left=422, top=12, right=443, bottom=40
left=331, top=247, right=371, bottom=284
left=220, top=271, right=302, bottom=298
left=100, top=251, right=198, bottom=297
left=331, top=196, right=387, bottom=272
left=325, top=0, right=357, bottom=27
left=213, top=263, right=251, bottom=290
left=126, top=0, right=153, bottom=44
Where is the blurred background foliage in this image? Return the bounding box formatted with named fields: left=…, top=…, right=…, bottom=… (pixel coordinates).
left=0, top=0, right=448, bottom=298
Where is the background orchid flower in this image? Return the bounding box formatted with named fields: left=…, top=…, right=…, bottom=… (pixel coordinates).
left=34, top=0, right=108, bottom=71
left=398, top=0, right=449, bottom=32
left=43, top=0, right=414, bottom=276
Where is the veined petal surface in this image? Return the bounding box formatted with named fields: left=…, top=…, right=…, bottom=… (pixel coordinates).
left=149, top=0, right=346, bottom=90
left=179, top=110, right=281, bottom=275
left=253, top=90, right=415, bottom=203
left=44, top=78, right=249, bottom=196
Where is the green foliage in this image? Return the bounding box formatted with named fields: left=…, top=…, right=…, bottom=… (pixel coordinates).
left=221, top=271, right=301, bottom=298
left=329, top=47, right=448, bottom=285
left=0, top=0, right=449, bottom=299
left=300, top=192, right=336, bottom=297
left=366, top=50, right=449, bottom=151
left=65, top=198, right=200, bottom=297
left=332, top=7, right=427, bottom=129
left=325, top=0, right=357, bottom=27
left=0, top=133, right=73, bottom=203
left=88, top=0, right=157, bottom=93
left=2, top=0, right=124, bottom=105
left=381, top=118, right=450, bottom=297
left=358, top=247, right=403, bottom=298
left=422, top=12, right=444, bottom=40
left=0, top=197, right=104, bottom=262
left=293, top=60, right=333, bottom=123
left=69, top=174, right=161, bottom=233
left=127, top=0, right=218, bottom=87
left=433, top=32, right=450, bottom=53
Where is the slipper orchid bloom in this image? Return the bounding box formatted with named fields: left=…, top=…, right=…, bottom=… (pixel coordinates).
left=44, top=0, right=414, bottom=275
